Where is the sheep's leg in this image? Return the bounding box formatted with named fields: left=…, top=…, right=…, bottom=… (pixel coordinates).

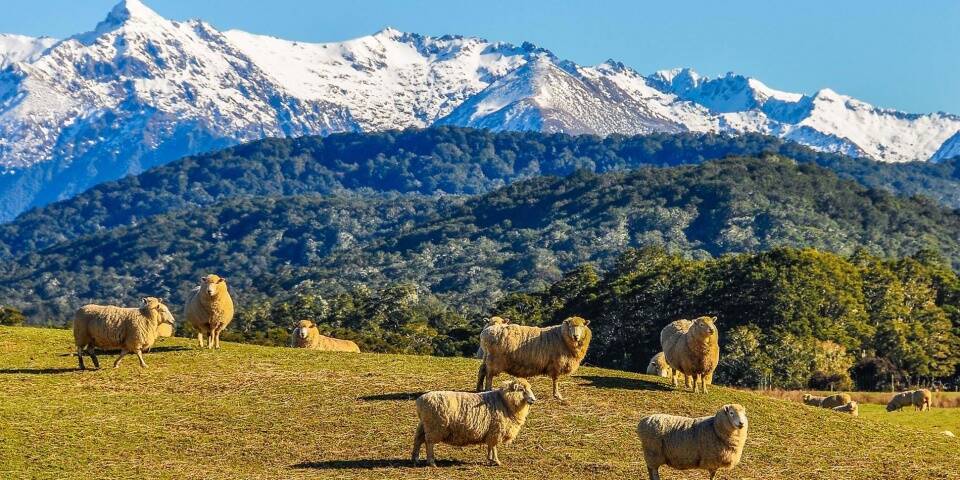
left=552, top=377, right=564, bottom=401
left=77, top=347, right=86, bottom=370
left=425, top=443, right=436, bottom=467
left=215, top=329, right=222, bottom=349
left=709, top=469, right=718, bottom=480
left=113, top=350, right=128, bottom=368
left=476, top=363, right=487, bottom=392
left=135, top=349, right=147, bottom=368
left=88, top=347, right=100, bottom=370
left=488, top=445, right=501, bottom=466
left=484, top=367, right=495, bottom=391
left=197, top=332, right=205, bottom=348
left=684, top=374, right=691, bottom=390
left=647, top=466, right=661, bottom=480
left=411, top=423, right=424, bottom=464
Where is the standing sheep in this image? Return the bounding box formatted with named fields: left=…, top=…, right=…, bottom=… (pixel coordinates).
left=289, top=320, right=360, bottom=352
left=661, top=316, right=720, bottom=393
left=474, top=316, right=510, bottom=359
left=637, top=404, right=749, bottom=480
left=476, top=316, right=591, bottom=401
left=832, top=401, right=859, bottom=416
left=73, top=297, right=176, bottom=369
left=412, top=377, right=537, bottom=467
left=646, top=352, right=673, bottom=379
left=886, top=389, right=932, bottom=412
left=184, top=274, right=234, bottom=349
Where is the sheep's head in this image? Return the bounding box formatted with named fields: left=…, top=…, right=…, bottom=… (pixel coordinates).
left=886, top=400, right=898, bottom=412
left=157, top=299, right=176, bottom=328
left=295, top=320, right=315, bottom=339
left=201, top=274, right=226, bottom=297
left=140, top=297, right=162, bottom=310
left=690, top=316, right=718, bottom=340
left=719, top=404, right=748, bottom=430
left=562, top=316, right=591, bottom=345
left=487, top=316, right=509, bottom=327
left=500, top=378, right=537, bottom=405
left=802, top=394, right=812, bottom=402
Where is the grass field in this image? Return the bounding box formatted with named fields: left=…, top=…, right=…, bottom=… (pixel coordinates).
left=754, top=389, right=960, bottom=409
left=0, top=326, right=957, bottom=480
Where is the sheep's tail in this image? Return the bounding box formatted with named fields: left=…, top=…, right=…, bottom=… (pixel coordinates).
left=411, top=423, right=425, bottom=464
left=476, top=361, right=487, bottom=392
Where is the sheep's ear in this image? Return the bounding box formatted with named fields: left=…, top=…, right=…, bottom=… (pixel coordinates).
left=583, top=319, right=590, bottom=326
left=140, top=297, right=148, bottom=305
left=218, top=277, right=225, bottom=284
left=711, top=316, right=718, bottom=322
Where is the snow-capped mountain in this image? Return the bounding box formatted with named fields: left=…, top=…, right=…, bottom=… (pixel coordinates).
left=932, top=132, right=960, bottom=162
left=1, top=0, right=958, bottom=222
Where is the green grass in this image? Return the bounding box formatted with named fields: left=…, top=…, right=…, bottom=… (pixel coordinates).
left=0, top=326, right=957, bottom=480
left=859, top=404, right=960, bottom=435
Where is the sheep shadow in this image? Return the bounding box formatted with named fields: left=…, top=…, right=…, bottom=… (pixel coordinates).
left=358, top=391, right=426, bottom=401
left=57, top=345, right=190, bottom=357
left=578, top=375, right=673, bottom=392
left=292, top=459, right=465, bottom=470
left=0, top=367, right=79, bottom=375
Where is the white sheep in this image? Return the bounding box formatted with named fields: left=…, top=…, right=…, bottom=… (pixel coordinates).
left=476, top=316, right=591, bottom=401
left=474, top=316, right=510, bottom=359
left=646, top=352, right=673, bottom=379
left=412, top=377, right=537, bottom=467
left=73, top=297, right=176, bottom=369
left=184, top=274, right=234, bottom=349
left=637, top=404, right=749, bottom=480
left=289, top=320, right=360, bottom=352
left=887, top=389, right=932, bottom=412
left=660, top=316, right=720, bottom=393
left=832, top=401, right=859, bottom=416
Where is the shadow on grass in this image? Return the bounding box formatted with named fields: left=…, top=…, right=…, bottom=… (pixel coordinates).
left=57, top=345, right=190, bottom=357
left=292, top=459, right=466, bottom=469
left=359, top=391, right=426, bottom=401
left=0, top=367, right=79, bottom=375
left=578, top=375, right=674, bottom=392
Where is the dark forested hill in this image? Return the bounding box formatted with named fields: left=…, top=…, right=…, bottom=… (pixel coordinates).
left=3, top=128, right=960, bottom=258
left=5, top=156, right=960, bottom=326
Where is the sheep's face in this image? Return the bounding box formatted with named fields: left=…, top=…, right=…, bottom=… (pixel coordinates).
left=802, top=394, right=811, bottom=402
left=502, top=378, right=537, bottom=405
left=722, top=404, right=747, bottom=430
left=562, top=317, right=591, bottom=344
left=201, top=274, right=226, bottom=297
left=141, top=297, right=162, bottom=310
left=295, top=320, right=314, bottom=339
left=158, top=302, right=176, bottom=326
left=691, top=316, right=718, bottom=339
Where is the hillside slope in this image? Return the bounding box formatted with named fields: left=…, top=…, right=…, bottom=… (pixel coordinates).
left=0, top=326, right=955, bottom=479
left=5, top=156, right=960, bottom=325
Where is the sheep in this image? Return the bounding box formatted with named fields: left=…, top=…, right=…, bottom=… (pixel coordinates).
left=637, top=404, right=749, bottom=480
left=289, top=320, right=360, bottom=352
left=820, top=393, right=853, bottom=409
left=832, top=401, right=859, bottom=416
left=886, top=389, right=932, bottom=412
left=476, top=316, right=591, bottom=401
left=184, top=274, right=234, bottom=349
left=660, top=316, right=720, bottom=393
left=646, top=352, right=673, bottom=379
left=145, top=306, right=176, bottom=353
left=73, top=297, right=176, bottom=369
left=801, top=394, right=826, bottom=407
left=474, top=316, right=510, bottom=359
left=412, top=377, right=537, bottom=467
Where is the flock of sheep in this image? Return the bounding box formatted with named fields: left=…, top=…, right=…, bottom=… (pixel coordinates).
left=67, top=280, right=942, bottom=479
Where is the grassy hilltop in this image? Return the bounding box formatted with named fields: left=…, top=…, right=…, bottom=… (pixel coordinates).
left=0, top=326, right=956, bottom=480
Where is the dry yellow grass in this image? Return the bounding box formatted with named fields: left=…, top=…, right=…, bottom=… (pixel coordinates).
left=0, top=326, right=957, bottom=479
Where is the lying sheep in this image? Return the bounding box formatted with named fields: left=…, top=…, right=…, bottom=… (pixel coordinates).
left=661, top=316, right=720, bottom=393
left=73, top=297, right=176, bottom=369
left=289, top=320, right=360, bottom=352
left=646, top=352, right=673, bottom=378
left=474, top=316, right=510, bottom=359
left=887, top=389, right=932, bottom=412
left=412, top=377, right=537, bottom=467
left=801, top=394, right=826, bottom=407
left=637, top=404, right=749, bottom=480
left=184, top=274, right=234, bottom=349
left=832, top=401, right=859, bottom=416
left=820, top=393, right=853, bottom=409
left=476, top=316, right=591, bottom=401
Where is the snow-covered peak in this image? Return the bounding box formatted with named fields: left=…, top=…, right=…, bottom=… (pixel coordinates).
left=0, top=34, right=57, bottom=68
left=932, top=131, right=960, bottom=162
left=108, top=0, right=164, bottom=23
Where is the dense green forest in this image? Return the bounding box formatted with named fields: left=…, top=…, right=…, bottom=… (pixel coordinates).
left=3, top=128, right=960, bottom=258
left=4, top=157, right=960, bottom=335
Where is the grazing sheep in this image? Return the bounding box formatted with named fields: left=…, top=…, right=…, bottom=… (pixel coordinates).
left=476, top=316, right=591, bottom=401
left=832, top=401, right=859, bottom=416
left=289, top=320, right=360, bottom=352
left=73, top=297, right=176, bottom=369
left=184, top=274, right=234, bottom=349
left=646, top=352, right=673, bottom=378
left=474, top=316, right=510, bottom=359
left=412, top=377, right=537, bottom=467
left=887, top=389, right=932, bottom=412
left=660, top=316, right=720, bottom=393
left=637, top=404, right=749, bottom=480
left=802, top=394, right=826, bottom=407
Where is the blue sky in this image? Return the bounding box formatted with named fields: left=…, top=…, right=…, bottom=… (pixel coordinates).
left=3, top=0, right=958, bottom=114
